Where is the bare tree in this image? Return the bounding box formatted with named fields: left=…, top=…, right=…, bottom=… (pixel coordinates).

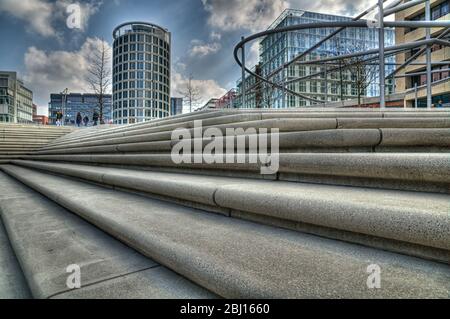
left=259, top=81, right=277, bottom=108
left=331, top=39, right=346, bottom=101
left=178, top=74, right=201, bottom=113
left=339, top=42, right=378, bottom=106
left=87, top=39, right=111, bottom=124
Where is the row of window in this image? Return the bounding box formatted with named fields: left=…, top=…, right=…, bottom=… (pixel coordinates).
left=113, top=98, right=170, bottom=109
left=261, top=28, right=392, bottom=61
left=113, top=116, right=169, bottom=124
left=113, top=33, right=169, bottom=50
left=114, top=90, right=169, bottom=102
left=114, top=42, right=168, bottom=54
left=286, top=81, right=365, bottom=95
left=113, top=71, right=169, bottom=86
left=113, top=52, right=169, bottom=69
left=409, top=65, right=450, bottom=87
left=113, top=111, right=170, bottom=123
left=113, top=61, right=169, bottom=76
left=113, top=108, right=169, bottom=117
left=405, top=0, right=450, bottom=33
left=112, top=84, right=169, bottom=99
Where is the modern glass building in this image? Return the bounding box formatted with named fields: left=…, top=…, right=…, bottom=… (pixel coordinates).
left=170, top=97, right=183, bottom=116
left=238, top=9, right=396, bottom=108
left=0, top=71, right=33, bottom=123
left=112, top=22, right=171, bottom=124
left=48, top=93, right=112, bottom=125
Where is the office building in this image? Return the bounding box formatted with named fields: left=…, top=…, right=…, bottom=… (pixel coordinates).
left=237, top=9, right=396, bottom=108
left=48, top=93, right=112, bottom=125
left=112, top=22, right=171, bottom=124
left=395, top=0, right=449, bottom=107
left=170, top=97, right=183, bottom=115
left=0, top=71, right=33, bottom=123
left=216, top=89, right=237, bottom=108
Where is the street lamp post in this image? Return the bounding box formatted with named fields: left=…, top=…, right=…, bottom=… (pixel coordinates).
left=61, top=88, right=68, bottom=126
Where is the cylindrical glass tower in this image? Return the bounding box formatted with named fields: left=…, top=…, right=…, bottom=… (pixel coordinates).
left=112, top=22, right=171, bottom=124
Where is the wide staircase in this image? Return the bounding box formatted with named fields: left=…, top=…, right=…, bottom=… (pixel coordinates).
left=0, top=124, right=73, bottom=164
left=0, top=108, right=449, bottom=298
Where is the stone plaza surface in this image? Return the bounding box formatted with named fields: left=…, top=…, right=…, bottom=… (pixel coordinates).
left=0, top=108, right=449, bottom=298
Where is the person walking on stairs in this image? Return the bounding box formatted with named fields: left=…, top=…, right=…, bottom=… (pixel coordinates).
left=83, top=115, right=89, bottom=126
left=56, top=111, right=63, bottom=127
left=92, top=111, right=99, bottom=126
left=76, top=112, right=82, bottom=127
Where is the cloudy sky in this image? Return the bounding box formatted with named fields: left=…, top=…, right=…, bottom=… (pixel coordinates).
left=0, top=0, right=375, bottom=115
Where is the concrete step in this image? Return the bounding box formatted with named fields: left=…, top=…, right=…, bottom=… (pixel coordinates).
left=337, top=117, right=450, bottom=128
left=34, top=128, right=450, bottom=155
left=24, top=152, right=450, bottom=193
left=51, top=110, right=227, bottom=143
left=39, top=116, right=450, bottom=154
left=0, top=219, right=31, bottom=298
left=36, top=129, right=380, bottom=155
left=48, top=113, right=261, bottom=147
left=261, top=111, right=450, bottom=119
left=0, top=133, right=67, bottom=137
left=1, top=164, right=449, bottom=298
left=0, top=152, right=33, bottom=156
left=0, top=171, right=215, bottom=299
left=10, top=159, right=450, bottom=263
left=45, top=109, right=450, bottom=148
left=38, top=118, right=339, bottom=151
left=0, top=141, right=54, bottom=145
left=0, top=146, right=46, bottom=151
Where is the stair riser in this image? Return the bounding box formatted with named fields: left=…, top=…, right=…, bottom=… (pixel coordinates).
left=2, top=164, right=449, bottom=298
left=11, top=160, right=450, bottom=254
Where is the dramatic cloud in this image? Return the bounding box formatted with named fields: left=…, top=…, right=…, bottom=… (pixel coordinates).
left=189, top=40, right=221, bottom=57
left=171, top=72, right=227, bottom=112
left=202, top=0, right=380, bottom=33
left=289, top=0, right=377, bottom=17
left=201, top=0, right=288, bottom=32
left=23, top=37, right=112, bottom=109
left=0, top=0, right=55, bottom=37
left=0, top=0, right=102, bottom=38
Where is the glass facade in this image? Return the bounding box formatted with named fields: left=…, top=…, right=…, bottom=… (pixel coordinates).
left=112, top=22, right=171, bottom=124
left=0, top=72, right=33, bottom=123
left=238, top=9, right=396, bottom=108
left=48, top=93, right=112, bottom=125
left=170, top=97, right=183, bottom=116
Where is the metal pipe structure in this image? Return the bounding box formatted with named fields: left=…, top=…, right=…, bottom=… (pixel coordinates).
left=383, top=0, right=426, bottom=17
left=415, top=83, right=418, bottom=108
left=386, top=28, right=450, bottom=79
left=378, top=0, right=386, bottom=109
left=286, top=48, right=404, bottom=85
left=425, top=0, right=432, bottom=109
left=292, top=39, right=440, bottom=66
left=241, top=36, right=246, bottom=108
left=233, top=1, right=450, bottom=108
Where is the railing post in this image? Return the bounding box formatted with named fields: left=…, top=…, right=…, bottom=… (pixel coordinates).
left=414, top=83, right=418, bottom=108
left=241, top=36, right=246, bottom=109
left=425, top=0, right=432, bottom=109
left=378, top=0, right=386, bottom=109
left=324, top=64, right=328, bottom=104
